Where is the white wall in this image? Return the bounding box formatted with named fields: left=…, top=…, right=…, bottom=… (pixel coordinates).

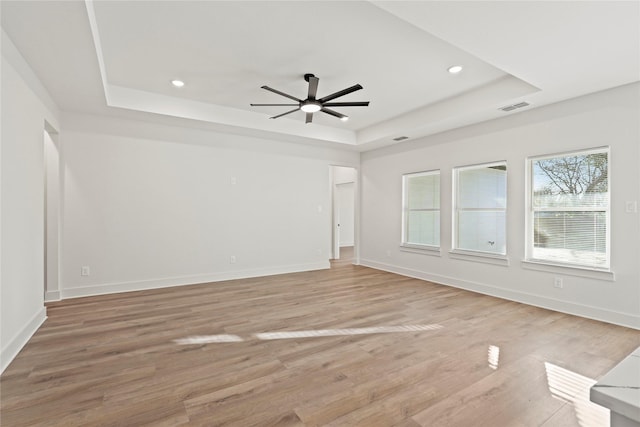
left=59, top=113, right=358, bottom=298
left=1, top=31, right=60, bottom=373
left=360, top=83, right=640, bottom=329
left=334, top=166, right=357, bottom=184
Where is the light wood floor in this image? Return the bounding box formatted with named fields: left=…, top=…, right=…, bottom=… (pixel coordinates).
left=1, top=260, right=638, bottom=426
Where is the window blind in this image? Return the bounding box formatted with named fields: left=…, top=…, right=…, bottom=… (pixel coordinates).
left=402, top=171, right=440, bottom=247
left=454, top=162, right=507, bottom=255
left=530, top=150, right=609, bottom=268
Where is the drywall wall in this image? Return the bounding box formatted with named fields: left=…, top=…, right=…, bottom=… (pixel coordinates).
left=1, top=31, right=60, bottom=373
left=334, top=165, right=357, bottom=184
left=59, top=113, right=359, bottom=298
left=360, top=82, right=640, bottom=329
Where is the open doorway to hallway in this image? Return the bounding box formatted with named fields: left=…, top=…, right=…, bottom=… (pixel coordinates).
left=44, top=123, right=61, bottom=301
left=330, top=166, right=357, bottom=265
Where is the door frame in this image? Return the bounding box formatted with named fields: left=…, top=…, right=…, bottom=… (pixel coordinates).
left=44, top=121, right=61, bottom=301
left=329, top=165, right=359, bottom=263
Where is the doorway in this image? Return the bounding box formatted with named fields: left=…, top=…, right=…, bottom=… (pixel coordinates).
left=331, top=166, right=357, bottom=263
left=44, top=123, right=60, bottom=301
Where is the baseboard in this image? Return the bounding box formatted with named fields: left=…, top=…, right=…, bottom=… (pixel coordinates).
left=359, top=258, right=640, bottom=330
left=340, top=242, right=354, bottom=247
left=61, top=261, right=330, bottom=300
left=45, top=290, right=61, bottom=302
left=1, top=307, right=47, bottom=374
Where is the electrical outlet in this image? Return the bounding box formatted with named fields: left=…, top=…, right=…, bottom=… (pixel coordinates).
left=625, top=201, right=638, bottom=213
left=553, top=277, right=563, bottom=289
left=81, top=266, right=90, bottom=276
left=230, top=256, right=236, bottom=264
left=386, top=250, right=392, bottom=257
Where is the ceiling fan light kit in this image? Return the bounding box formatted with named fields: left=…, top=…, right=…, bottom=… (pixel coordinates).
left=300, top=102, right=321, bottom=113
left=250, top=73, right=369, bottom=124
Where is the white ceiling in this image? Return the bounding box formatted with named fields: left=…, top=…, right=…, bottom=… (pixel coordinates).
left=2, top=1, right=638, bottom=151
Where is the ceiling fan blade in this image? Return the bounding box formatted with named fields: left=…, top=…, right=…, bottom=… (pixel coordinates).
left=261, top=86, right=302, bottom=102
left=320, top=107, right=347, bottom=120
left=322, top=101, right=370, bottom=107
left=269, top=108, right=300, bottom=119
left=318, top=84, right=363, bottom=103
left=250, top=103, right=300, bottom=106
left=307, top=76, right=319, bottom=100
left=305, top=112, right=313, bottom=124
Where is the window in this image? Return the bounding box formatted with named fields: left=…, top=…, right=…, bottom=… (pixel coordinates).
left=528, top=148, right=609, bottom=269
left=402, top=171, right=440, bottom=248
left=453, top=162, right=507, bottom=255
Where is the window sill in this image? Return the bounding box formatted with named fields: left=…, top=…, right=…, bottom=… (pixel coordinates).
left=521, top=259, right=615, bottom=281
left=449, top=250, right=509, bottom=267
left=400, top=244, right=441, bottom=257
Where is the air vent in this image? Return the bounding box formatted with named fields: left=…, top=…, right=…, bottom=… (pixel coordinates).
left=499, top=102, right=530, bottom=112
left=393, top=136, right=409, bottom=141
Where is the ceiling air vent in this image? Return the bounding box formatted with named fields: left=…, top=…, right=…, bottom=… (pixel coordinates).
left=393, top=136, right=409, bottom=141
left=499, top=102, right=530, bottom=112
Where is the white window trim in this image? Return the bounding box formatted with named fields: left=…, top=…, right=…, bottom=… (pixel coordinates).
left=400, top=244, right=442, bottom=257
left=449, top=249, right=510, bottom=266
left=525, top=147, right=611, bottom=273
left=452, top=161, right=508, bottom=258
left=401, top=170, right=440, bottom=249
left=521, top=259, right=615, bottom=281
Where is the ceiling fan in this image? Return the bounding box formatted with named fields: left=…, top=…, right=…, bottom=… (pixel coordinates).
left=250, top=74, right=369, bottom=124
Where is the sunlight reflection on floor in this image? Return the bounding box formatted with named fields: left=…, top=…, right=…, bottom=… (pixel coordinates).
left=488, top=345, right=500, bottom=370
left=173, top=334, right=244, bottom=345
left=545, top=362, right=610, bottom=427
left=255, top=324, right=443, bottom=340
left=172, top=324, right=443, bottom=345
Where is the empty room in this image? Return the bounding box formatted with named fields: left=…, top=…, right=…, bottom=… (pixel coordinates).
left=1, top=1, right=639, bottom=426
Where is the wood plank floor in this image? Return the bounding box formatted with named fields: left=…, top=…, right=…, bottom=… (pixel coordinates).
left=2, top=259, right=638, bottom=426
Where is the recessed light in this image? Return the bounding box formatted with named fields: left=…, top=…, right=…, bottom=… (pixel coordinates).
left=340, top=116, right=349, bottom=122
left=171, top=79, right=185, bottom=88
left=448, top=65, right=463, bottom=74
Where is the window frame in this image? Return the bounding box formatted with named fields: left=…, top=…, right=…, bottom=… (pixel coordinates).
left=452, top=160, right=508, bottom=258
left=401, top=170, right=440, bottom=251
left=525, top=147, right=611, bottom=271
